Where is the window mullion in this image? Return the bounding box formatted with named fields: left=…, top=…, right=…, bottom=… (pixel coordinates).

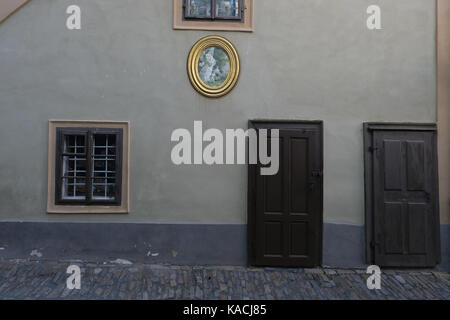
left=183, top=0, right=188, bottom=17
left=86, top=129, right=93, bottom=204
left=55, top=129, right=63, bottom=203
left=211, top=0, right=216, bottom=20
left=114, top=132, right=120, bottom=202
left=240, top=0, right=244, bottom=20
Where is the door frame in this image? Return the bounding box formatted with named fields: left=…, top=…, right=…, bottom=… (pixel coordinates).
left=363, top=122, right=440, bottom=265
left=247, top=120, right=323, bottom=267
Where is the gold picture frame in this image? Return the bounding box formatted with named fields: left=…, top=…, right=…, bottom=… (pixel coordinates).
left=187, top=36, right=240, bottom=98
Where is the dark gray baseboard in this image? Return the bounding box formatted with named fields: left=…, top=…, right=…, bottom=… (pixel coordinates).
left=0, top=221, right=448, bottom=270
left=322, top=222, right=366, bottom=268
left=0, top=221, right=246, bottom=265
left=439, top=224, right=450, bottom=272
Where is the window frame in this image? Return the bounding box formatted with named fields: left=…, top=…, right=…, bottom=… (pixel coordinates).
left=55, top=127, right=123, bottom=206
left=47, top=120, right=130, bottom=214
left=173, top=0, right=253, bottom=32
left=183, top=0, right=244, bottom=22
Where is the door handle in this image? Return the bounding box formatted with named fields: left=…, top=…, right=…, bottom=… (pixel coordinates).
left=311, top=170, right=322, bottom=178
left=373, top=235, right=383, bottom=254
left=308, top=170, right=322, bottom=191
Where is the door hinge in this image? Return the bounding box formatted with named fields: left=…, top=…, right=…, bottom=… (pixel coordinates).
left=369, top=145, right=380, bottom=157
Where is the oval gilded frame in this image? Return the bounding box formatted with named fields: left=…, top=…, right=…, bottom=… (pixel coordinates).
left=187, top=36, right=240, bottom=98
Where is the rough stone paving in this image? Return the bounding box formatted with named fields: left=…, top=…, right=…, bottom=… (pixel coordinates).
left=0, top=259, right=448, bottom=300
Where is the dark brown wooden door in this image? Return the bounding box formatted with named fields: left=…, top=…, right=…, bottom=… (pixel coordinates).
left=371, top=129, right=440, bottom=267
left=248, top=121, right=323, bottom=267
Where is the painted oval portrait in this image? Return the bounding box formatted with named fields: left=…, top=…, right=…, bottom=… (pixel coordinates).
left=188, top=36, right=240, bottom=98
left=198, top=46, right=230, bottom=87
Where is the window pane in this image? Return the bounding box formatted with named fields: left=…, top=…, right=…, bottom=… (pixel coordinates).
left=187, top=0, right=211, bottom=17
left=93, top=159, right=106, bottom=171
left=92, top=178, right=116, bottom=200
left=63, top=156, right=87, bottom=177
left=62, top=177, right=86, bottom=200
left=64, top=135, right=85, bottom=154
left=94, top=147, right=106, bottom=155
left=61, top=151, right=87, bottom=200
left=216, top=0, right=240, bottom=18
left=61, top=133, right=87, bottom=199
left=92, top=134, right=117, bottom=200
left=107, top=160, right=115, bottom=172
left=107, top=183, right=116, bottom=199
left=94, top=171, right=106, bottom=178
left=92, top=183, right=105, bottom=199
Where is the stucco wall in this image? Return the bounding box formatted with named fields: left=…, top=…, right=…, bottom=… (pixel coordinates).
left=437, top=0, right=450, bottom=225
left=0, top=0, right=30, bottom=23
left=0, top=0, right=436, bottom=225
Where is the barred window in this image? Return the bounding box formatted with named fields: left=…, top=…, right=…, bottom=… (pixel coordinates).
left=55, top=128, right=122, bottom=205
left=184, top=0, right=244, bottom=21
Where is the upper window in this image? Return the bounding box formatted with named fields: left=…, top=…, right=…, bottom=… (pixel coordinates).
left=47, top=121, right=130, bottom=213
left=184, top=0, right=243, bottom=21
left=173, top=0, right=254, bottom=32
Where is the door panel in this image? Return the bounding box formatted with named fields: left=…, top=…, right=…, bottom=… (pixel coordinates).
left=408, top=203, right=427, bottom=254
left=290, top=138, right=308, bottom=213
left=264, top=222, right=283, bottom=256
left=264, top=138, right=283, bottom=214
left=383, top=202, right=403, bottom=254
left=383, top=140, right=402, bottom=190
left=406, top=141, right=425, bottom=190
left=249, top=122, right=323, bottom=267
left=372, top=130, right=439, bottom=267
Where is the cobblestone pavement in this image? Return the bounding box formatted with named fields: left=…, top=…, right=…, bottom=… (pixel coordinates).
left=0, top=259, right=448, bottom=300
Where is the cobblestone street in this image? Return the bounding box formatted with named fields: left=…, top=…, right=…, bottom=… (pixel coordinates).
left=0, top=259, right=448, bottom=300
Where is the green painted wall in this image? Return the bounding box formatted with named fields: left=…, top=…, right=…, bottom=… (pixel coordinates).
left=0, top=0, right=436, bottom=224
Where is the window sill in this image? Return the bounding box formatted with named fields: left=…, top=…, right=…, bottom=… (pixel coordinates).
left=47, top=206, right=129, bottom=214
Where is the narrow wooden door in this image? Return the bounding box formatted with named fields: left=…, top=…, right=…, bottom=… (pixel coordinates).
left=248, top=121, right=323, bottom=267
left=371, top=129, right=440, bottom=267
